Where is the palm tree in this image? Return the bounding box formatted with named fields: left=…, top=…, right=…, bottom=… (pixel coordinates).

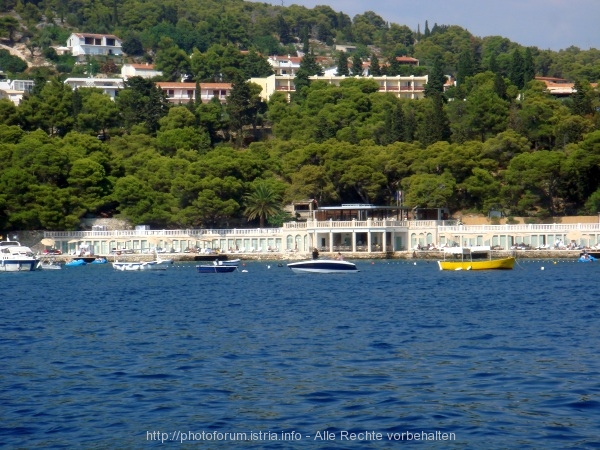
left=244, top=182, right=281, bottom=228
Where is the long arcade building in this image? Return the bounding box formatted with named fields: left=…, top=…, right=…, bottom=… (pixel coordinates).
left=41, top=205, right=600, bottom=256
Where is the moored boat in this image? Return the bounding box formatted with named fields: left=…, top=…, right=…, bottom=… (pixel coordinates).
left=90, top=257, right=108, bottom=264
left=196, top=260, right=238, bottom=273
left=438, top=246, right=515, bottom=271
left=578, top=252, right=596, bottom=263
left=65, top=259, right=87, bottom=267
left=112, top=250, right=173, bottom=271
left=37, top=259, right=62, bottom=270
left=219, top=258, right=240, bottom=266
left=112, top=260, right=170, bottom=271
left=287, top=259, right=359, bottom=274
left=0, top=239, right=38, bottom=272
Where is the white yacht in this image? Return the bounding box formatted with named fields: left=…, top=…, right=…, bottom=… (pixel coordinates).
left=0, top=240, right=39, bottom=272
left=287, top=259, right=359, bottom=274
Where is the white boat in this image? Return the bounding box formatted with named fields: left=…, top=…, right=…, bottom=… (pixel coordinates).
left=0, top=239, right=39, bottom=272
left=37, top=259, right=62, bottom=270
left=219, top=258, right=240, bottom=266
left=112, top=260, right=171, bottom=271
left=112, top=251, right=173, bottom=271
left=287, top=259, right=359, bottom=274
left=112, top=261, right=146, bottom=271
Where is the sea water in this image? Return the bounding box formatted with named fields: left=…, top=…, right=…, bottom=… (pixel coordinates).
left=1, top=259, right=599, bottom=448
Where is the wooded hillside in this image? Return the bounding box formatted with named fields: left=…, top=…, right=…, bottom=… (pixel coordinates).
left=0, top=0, right=599, bottom=231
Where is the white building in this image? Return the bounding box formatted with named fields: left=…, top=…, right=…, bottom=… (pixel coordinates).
left=0, top=79, right=34, bottom=105
left=64, top=77, right=125, bottom=100
left=121, top=63, right=162, bottom=80
left=42, top=203, right=600, bottom=256
left=267, top=55, right=302, bottom=76
left=66, top=33, right=123, bottom=61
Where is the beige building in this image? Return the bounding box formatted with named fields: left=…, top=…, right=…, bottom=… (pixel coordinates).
left=155, top=82, right=232, bottom=104
left=250, top=74, right=428, bottom=102
left=121, top=63, right=162, bottom=80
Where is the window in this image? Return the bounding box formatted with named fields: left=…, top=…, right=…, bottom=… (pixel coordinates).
left=187, top=90, right=194, bottom=99
left=167, top=90, right=174, bottom=97
left=106, top=38, right=115, bottom=46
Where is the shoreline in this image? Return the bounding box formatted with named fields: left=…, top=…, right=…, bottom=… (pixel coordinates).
left=40, top=249, right=589, bottom=263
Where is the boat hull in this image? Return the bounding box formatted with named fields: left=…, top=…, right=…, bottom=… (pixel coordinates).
left=38, top=261, right=62, bottom=270
left=578, top=255, right=596, bottom=262
left=438, top=257, right=515, bottom=271
left=196, top=265, right=237, bottom=273
left=0, top=260, right=38, bottom=272
left=65, top=259, right=87, bottom=267
left=90, top=258, right=108, bottom=264
left=287, top=260, right=359, bottom=274
left=112, top=261, right=168, bottom=271
left=113, top=262, right=143, bottom=271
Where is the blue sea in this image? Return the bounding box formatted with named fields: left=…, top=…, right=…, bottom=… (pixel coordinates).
left=1, top=259, right=599, bottom=449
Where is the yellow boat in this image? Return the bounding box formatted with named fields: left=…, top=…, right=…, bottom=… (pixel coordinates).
left=437, top=246, right=515, bottom=271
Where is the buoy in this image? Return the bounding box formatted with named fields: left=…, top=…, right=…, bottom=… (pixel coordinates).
left=242, top=269, right=248, bottom=273
left=413, top=262, right=417, bottom=265
left=541, top=267, right=545, bottom=270
left=267, top=265, right=271, bottom=269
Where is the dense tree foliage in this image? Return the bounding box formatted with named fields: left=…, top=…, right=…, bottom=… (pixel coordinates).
left=0, top=0, right=600, bottom=232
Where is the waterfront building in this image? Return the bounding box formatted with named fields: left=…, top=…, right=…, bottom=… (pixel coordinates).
left=40, top=205, right=600, bottom=256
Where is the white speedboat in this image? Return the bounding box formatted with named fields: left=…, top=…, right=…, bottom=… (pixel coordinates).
left=112, top=252, right=173, bottom=271
left=0, top=240, right=39, bottom=272
left=219, top=258, right=240, bottom=266
left=37, top=259, right=62, bottom=270
left=287, top=259, right=359, bottom=274
left=112, top=260, right=171, bottom=271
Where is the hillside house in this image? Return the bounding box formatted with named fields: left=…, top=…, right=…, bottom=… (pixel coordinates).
left=66, top=33, right=123, bottom=61
left=64, top=77, right=124, bottom=100
left=155, top=82, right=232, bottom=104
left=0, top=79, right=34, bottom=105
left=267, top=55, right=302, bottom=76
left=121, top=63, right=163, bottom=80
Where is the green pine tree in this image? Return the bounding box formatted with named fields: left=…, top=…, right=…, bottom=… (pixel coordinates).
left=351, top=54, right=363, bottom=76
left=336, top=51, right=349, bottom=76
left=523, top=47, right=536, bottom=86
left=509, top=48, right=525, bottom=89
left=424, top=56, right=446, bottom=98
left=369, top=53, right=382, bottom=76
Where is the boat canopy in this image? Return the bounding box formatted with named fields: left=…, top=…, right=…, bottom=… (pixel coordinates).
left=443, top=245, right=491, bottom=255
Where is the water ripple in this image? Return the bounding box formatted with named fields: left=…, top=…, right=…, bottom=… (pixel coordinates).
left=1, top=261, right=599, bottom=448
